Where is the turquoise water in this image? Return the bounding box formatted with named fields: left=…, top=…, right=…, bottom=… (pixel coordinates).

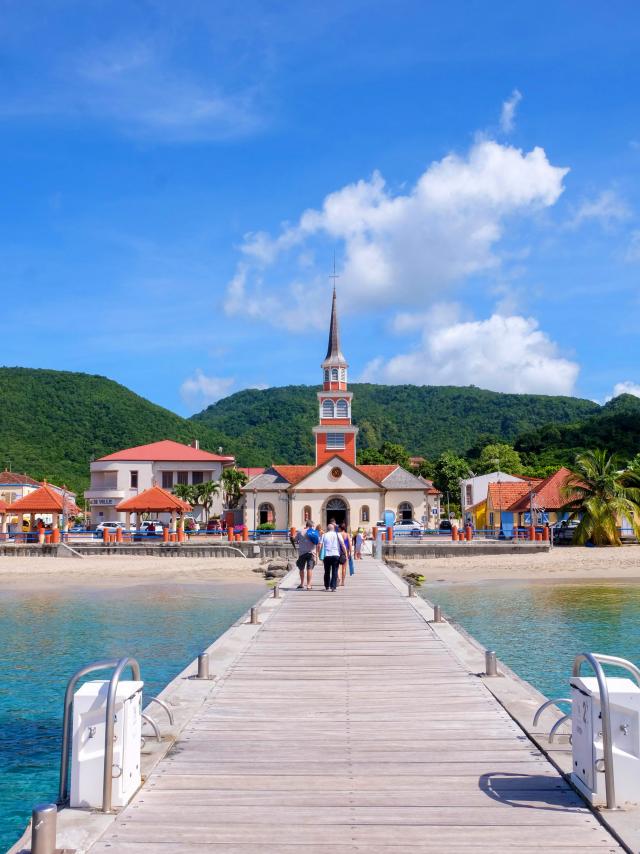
left=425, top=581, right=640, bottom=700
left=0, top=580, right=264, bottom=852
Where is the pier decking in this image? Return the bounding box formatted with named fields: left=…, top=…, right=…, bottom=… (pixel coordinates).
left=88, top=559, right=620, bottom=853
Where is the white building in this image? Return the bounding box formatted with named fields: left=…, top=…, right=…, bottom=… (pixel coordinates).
left=242, top=289, right=441, bottom=531
left=86, top=439, right=235, bottom=525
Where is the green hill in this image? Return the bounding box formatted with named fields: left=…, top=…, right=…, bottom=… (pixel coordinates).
left=0, top=367, right=231, bottom=494
left=2, top=368, right=636, bottom=497
left=191, top=383, right=600, bottom=465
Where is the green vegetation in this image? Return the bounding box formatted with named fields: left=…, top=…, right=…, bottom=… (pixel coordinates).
left=562, top=450, right=640, bottom=546
left=193, top=383, right=599, bottom=464
left=2, top=368, right=639, bottom=503
left=173, top=481, right=221, bottom=522
left=0, top=367, right=230, bottom=494
left=221, top=468, right=249, bottom=509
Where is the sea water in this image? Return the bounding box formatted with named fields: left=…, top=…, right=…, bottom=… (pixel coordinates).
left=425, top=581, right=640, bottom=700
left=0, top=580, right=264, bottom=852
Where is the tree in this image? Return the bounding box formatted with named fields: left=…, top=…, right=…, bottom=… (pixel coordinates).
left=433, top=452, right=472, bottom=502
left=477, top=443, right=522, bottom=475
left=359, top=441, right=412, bottom=468
left=221, top=467, right=248, bottom=509
left=196, top=480, right=220, bottom=522
left=562, top=449, right=640, bottom=546
left=173, top=483, right=197, bottom=505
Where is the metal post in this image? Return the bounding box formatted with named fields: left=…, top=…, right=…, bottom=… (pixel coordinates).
left=433, top=604, right=443, bottom=623
left=250, top=607, right=260, bottom=624
left=31, top=803, right=57, bottom=854
left=273, top=585, right=280, bottom=599
left=485, top=650, right=498, bottom=676
left=197, top=653, right=210, bottom=679
left=408, top=583, right=416, bottom=598
left=102, top=657, right=141, bottom=814
left=374, top=528, right=383, bottom=559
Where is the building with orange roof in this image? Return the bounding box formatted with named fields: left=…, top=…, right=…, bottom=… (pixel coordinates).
left=5, top=482, right=80, bottom=532
left=0, top=471, right=78, bottom=533
left=116, top=485, right=191, bottom=532
left=241, top=290, right=441, bottom=532
left=86, top=438, right=235, bottom=526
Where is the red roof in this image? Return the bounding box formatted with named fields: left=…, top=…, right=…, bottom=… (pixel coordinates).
left=97, top=440, right=234, bottom=463
left=272, top=463, right=403, bottom=488
left=272, top=465, right=315, bottom=486
left=0, top=470, right=41, bottom=486
left=357, top=465, right=398, bottom=484
left=487, top=481, right=538, bottom=511
left=7, top=482, right=75, bottom=513
left=116, top=485, right=191, bottom=513
left=509, top=467, right=574, bottom=511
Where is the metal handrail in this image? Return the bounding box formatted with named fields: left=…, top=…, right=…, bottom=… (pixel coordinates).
left=58, top=656, right=141, bottom=812
left=146, top=696, right=174, bottom=726
left=141, top=713, right=162, bottom=743
left=572, top=652, right=616, bottom=809
left=549, top=713, right=571, bottom=743
left=532, top=697, right=572, bottom=727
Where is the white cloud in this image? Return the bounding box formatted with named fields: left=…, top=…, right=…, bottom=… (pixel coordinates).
left=180, top=370, right=235, bottom=408
left=225, top=139, right=569, bottom=325
left=499, top=89, right=522, bottom=134
left=568, top=190, right=631, bottom=230
left=0, top=39, right=262, bottom=141
left=611, top=381, right=640, bottom=399
left=361, top=313, right=579, bottom=396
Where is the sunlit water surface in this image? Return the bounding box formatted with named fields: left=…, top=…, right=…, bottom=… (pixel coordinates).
left=424, top=581, right=640, bottom=701
left=0, top=580, right=264, bottom=852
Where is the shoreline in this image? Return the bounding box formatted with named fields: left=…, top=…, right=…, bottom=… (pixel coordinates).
left=392, top=544, right=640, bottom=585
left=0, top=555, right=266, bottom=591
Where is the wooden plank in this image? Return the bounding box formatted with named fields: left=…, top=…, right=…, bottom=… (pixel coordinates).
left=87, top=558, right=621, bottom=853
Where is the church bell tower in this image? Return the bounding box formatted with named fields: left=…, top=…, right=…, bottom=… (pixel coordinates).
left=313, top=288, right=358, bottom=466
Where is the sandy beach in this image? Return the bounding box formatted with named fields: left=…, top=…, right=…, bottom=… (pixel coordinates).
left=0, top=555, right=266, bottom=590
left=393, top=545, right=640, bottom=585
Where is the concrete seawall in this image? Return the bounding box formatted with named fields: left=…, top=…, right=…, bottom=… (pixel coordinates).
left=0, top=541, right=549, bottom=559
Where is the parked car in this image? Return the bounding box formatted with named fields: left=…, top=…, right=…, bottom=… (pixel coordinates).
left=95, top=521, right=125, bottom=532
left=553, top=520, right=578, bottom=544
left=393, top=519, right=423, bottom=536
left=438, top=519, right=452, bottom=532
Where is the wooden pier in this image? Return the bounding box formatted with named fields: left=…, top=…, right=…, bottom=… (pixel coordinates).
left=88, top=559, right=620, bottom=853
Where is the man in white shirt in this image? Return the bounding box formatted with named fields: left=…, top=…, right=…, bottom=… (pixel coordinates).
left=321, top=523, right=341, bottom=591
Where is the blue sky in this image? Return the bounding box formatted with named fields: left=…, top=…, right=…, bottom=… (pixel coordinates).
left=1, top=0, right=639, bottom=414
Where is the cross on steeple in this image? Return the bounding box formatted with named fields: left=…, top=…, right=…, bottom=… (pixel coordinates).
left=329, top=252, right=339, bottom=291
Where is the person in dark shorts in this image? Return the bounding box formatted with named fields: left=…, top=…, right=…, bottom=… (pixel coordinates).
left=293, top=521, right=319, bottom=590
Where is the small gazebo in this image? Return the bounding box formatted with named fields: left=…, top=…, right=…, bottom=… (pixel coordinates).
left=115, top=485, right=191, bottom=533
left=6, top=482, right=79, bottom=533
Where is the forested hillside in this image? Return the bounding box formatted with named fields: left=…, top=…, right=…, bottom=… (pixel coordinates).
left=0, top=368, right=230, bottom=493
left=191, top=384, right=600, bottom=465
left=2, top=367, right=637, bottom=496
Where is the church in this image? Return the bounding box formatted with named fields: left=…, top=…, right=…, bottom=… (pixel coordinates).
left=242, top=290, right=441, bottom=531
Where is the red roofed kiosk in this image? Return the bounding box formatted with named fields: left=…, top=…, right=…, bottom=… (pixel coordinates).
left=116, top=485, right=191, bottom=536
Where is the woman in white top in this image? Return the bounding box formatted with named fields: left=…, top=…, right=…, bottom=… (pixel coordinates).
left=321, top=524, right=341, bottom=591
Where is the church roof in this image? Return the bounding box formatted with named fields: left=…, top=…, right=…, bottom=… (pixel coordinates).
left=322, top=288, right=348, bottom=368
left=243, top=461, right=431, bottom=491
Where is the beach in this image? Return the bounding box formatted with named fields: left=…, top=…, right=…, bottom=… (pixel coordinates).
left=0, top=555, right=265, bottom=590
left=394, top=544, right=640, bottom=585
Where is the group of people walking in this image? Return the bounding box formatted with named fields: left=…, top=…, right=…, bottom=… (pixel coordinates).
left=293, top=521, right=364, bottom=591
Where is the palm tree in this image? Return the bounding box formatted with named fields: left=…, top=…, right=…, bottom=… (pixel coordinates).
left=196, top=480, right=220, bottom=522
left=562, top=449, right=640, bottom=546
left=173, top=483, right=197, bottom=505
left=221, top=468, right=248, bottom=509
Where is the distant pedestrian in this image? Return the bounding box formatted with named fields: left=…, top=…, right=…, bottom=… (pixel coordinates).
left=294, top=521, right=319, bottom=590
left=355, top=529, right=363, bottom=559
left=321, top=523, right=341, bottom=591
left=338, top=524, right=351, bottom=586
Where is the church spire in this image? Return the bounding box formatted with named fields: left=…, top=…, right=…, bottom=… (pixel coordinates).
left=322, top=286, right=347, bottom=367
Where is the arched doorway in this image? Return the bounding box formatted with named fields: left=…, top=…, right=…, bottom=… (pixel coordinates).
left=325, top=496, right=348, bottom=529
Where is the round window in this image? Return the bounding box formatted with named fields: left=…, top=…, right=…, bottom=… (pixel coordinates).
left=330, top=466, right=342, bottom=479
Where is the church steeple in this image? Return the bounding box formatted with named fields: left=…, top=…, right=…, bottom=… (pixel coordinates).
left=323, top=287, right=347, bottom=367
left=313, top=287, right=358, bottom=466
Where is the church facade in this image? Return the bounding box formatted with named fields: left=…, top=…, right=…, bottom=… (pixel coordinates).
left=242, top=290, right=441, bottom=531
